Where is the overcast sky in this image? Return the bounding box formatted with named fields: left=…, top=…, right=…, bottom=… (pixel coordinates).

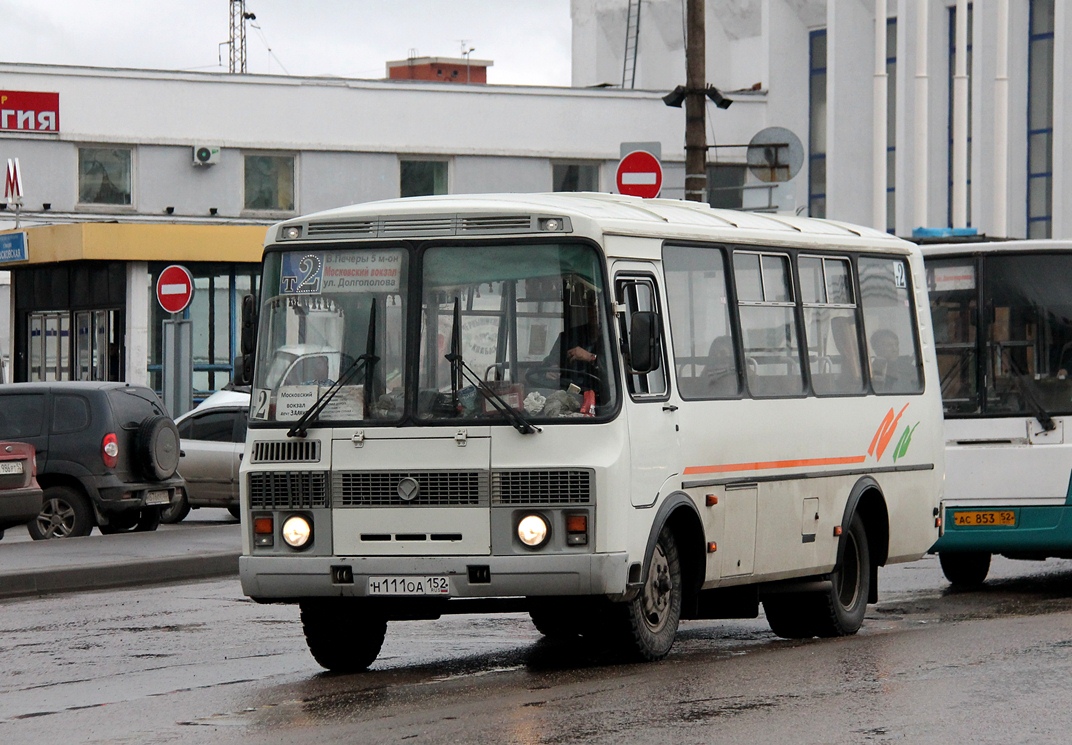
left=1, top=0, right=573, bottom=86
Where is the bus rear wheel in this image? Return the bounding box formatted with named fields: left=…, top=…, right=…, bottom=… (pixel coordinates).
left=938, top=551, right=991, bottom=587
left=299, top=599, right=387, bottom=673
left=765, top=513, right=871, bottom=639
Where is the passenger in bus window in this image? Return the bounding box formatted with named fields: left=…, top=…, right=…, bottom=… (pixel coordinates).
left=701, top=336, right=738, bottom=396
left=869, top=329, right=913, bottom=392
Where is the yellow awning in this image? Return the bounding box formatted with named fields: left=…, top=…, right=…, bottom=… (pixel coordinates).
left=0, top=223, right=268, bottom=265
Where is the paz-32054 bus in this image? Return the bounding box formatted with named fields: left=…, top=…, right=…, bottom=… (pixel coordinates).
left=923, top=240, right=1072, bottom=585
left=237, top=193, right=944, bottom=671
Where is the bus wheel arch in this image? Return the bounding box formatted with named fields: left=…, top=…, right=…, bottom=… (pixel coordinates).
left=841, top=477, right=890, bottom=604
left=638, top=494, right=706, bottom=616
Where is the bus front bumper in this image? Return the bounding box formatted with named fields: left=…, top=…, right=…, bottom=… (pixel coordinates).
left=240, top=552, right=631, bottom=601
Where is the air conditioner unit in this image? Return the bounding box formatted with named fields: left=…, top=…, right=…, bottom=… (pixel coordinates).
left=192, top=145, right=221, bottom=166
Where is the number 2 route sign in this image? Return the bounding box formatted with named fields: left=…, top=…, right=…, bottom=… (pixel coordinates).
left=615, top=150, right=663, bottom=199
left=156, top=264, right=194, bottom=314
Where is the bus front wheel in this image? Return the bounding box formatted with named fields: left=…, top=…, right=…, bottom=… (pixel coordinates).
left=938, top=551, right=991, bottom=588
left=615, top=526, right=682, bottom=661
left=765, top=513, right=871, bottom=639
left=299, top=599, right=387, bottom=673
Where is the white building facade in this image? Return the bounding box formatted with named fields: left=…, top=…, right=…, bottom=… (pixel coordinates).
left=573, top=0, right=1070, bottom=239
left=0, top=0, right=1068, bottom=396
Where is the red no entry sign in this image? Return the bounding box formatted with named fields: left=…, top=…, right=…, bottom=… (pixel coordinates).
left=156, top=264, right=194, bottom=314
left=616, top=150, right=663, bottom=199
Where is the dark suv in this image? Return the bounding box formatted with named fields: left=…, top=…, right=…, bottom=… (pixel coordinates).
left=0, top=382, right=185, bottom=539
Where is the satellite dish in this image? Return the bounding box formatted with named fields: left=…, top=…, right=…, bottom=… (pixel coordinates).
left=746, top=127, right=804, bottom=183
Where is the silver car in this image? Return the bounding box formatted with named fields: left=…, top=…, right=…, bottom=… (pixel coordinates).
left=161, top=389, right=249, bottom=523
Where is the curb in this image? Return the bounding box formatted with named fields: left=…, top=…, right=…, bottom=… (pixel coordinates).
left=0, top=550, right=240, bottom=600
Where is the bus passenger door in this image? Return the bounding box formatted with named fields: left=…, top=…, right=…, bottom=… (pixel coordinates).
left=615, top=267, right=678, bottom=507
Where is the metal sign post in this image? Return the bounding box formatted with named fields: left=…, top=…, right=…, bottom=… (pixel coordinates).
left=162, top=318, right=193, bottom=418
left=156, top=265, right=195, bottom=418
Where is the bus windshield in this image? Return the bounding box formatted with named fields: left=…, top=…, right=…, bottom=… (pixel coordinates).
left=251, top=247, right=407, bottom=423
left=417, top=242, right=617, bottom=422
left=928, top=251, right=1072, bottom=417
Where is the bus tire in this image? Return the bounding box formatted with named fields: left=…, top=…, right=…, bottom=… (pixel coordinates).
left=299, top=599, right=386, bottom=673
left=615, top=526, right=682, bottom=661
left=529, top=608, right=580, bottom=639
left=938, top=551, right=991, bottom=587
left=764, top=513, right=870, bottom=639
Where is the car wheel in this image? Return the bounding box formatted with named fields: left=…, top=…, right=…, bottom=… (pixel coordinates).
left=29, top=486, right=94, bottom=540
left=159, top=492, right=191, bottom=524
left=136, top=415, right=181, bottom=480
left=300, top=599, right=387, bottom=672
left=134, top=507, right=161, bottom=532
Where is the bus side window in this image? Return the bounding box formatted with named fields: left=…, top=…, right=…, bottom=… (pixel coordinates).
left=800, top=255, right=864, bottom=395
left=859, top=257, right=924, bottom=394
left=616, top=276, right=668, bottom=397
left=733, top=251, right=805, bottom=397
left=662, top=244, right=739, bottom=399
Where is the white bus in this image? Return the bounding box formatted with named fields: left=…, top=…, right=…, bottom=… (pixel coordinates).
left=923, top=240, right=1072, bottom=585
left=237, top=193, right=944, bottom=671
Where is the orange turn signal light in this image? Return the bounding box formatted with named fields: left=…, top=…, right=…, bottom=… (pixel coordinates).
left=566, top=515, right=588, bottom=533
left=705, top=494, right=718, bottom=506
left=707, top=542, right=717, bottom=553
left=253, top=516, right=274, bottom=535
left=833, top=525, right=843, bottom=536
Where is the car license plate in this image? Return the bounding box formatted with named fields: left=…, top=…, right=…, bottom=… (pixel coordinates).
left=953, top=510, right=1016, bottom=527
left=367, top=576, right=450, bottom=596
left=145, top=490, right=171, bottom=506
left=0, top=461, right=24, bottom=475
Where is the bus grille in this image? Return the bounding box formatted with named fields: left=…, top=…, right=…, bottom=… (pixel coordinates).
left=491, top=469, right=593, bottom=505
left=250, top=440, right=321, bottom=463
left=335, top=471, right=488, bottom=507
left=248, top=471, right=329, bottom=509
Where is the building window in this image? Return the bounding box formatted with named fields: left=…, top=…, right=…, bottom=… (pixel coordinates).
left=78, top=147, right=132, bottom=206
left=1027, top=0, right=1055, bottom=238
left=947, top=4, right=973, bottom=228
left=553, top=163, right=599, bottom=192
left=244, top=154, right=295, bottom=212
left=707, top=163, right=746, bottom=209
left=401, top=159, right=447, bottom=197
left=808, top=29, right=827, bottom=218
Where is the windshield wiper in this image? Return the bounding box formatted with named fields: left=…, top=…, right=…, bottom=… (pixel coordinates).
left=1001, top=344, right=1055, bottom=431
left=288, top=299, right=380, bottom=438
left=444, top=297, right=540, bottom=435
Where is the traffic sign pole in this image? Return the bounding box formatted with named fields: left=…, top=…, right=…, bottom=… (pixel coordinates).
left=156, top=265, right=195, bottom=417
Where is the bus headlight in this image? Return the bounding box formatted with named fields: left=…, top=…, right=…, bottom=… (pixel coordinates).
left=282, top=515, right=313, bottom=548
left=517, top=514, right=550, bottom=548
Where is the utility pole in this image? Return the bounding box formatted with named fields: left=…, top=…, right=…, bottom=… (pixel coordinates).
left=684, top=0, right=706, bottom=202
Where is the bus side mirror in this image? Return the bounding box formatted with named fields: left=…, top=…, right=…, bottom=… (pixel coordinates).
left=240, top=294, right=258, bottom=355
left=234, top=294, right=258, bottom=386
left=629, top=311, right=662, bottom=374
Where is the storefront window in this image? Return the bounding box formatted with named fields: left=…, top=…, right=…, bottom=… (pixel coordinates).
left=244, top=154, right=295, bottom=211
left=78, top=147, right=132, bottom=205
left=148, top=264, right=261, bottom=398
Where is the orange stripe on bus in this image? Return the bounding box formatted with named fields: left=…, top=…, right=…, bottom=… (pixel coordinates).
left=682, top=455, right=868, bottom=476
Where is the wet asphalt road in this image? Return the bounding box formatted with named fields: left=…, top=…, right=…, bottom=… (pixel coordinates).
left=3, top=542, right=1072, bottom=744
